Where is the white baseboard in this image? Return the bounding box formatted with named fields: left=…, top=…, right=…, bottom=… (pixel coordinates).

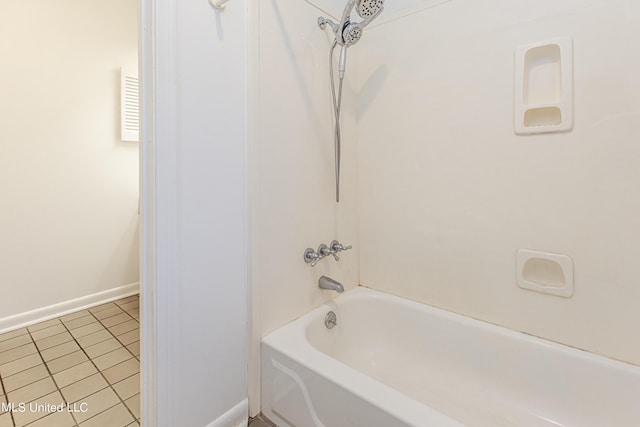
left=0, top=282, right=140, bottom=334
left=207, top=399, right=248, bottom=427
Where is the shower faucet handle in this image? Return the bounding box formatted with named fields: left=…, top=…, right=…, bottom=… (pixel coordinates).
left=330, top=240, right=352, bottom=253
left=319, top=244, right=339, bottom=261
left=304, top=248, right=323, bottom=267
left=305, top=242, right=348, bottom=267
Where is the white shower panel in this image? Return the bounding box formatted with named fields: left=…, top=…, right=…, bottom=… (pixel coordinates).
left=357, top=0, right=640, bottom=366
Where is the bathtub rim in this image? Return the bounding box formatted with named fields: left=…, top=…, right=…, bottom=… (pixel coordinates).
left=262, top=286, right=640, bottom=426
left=264, top=286, right=640, bottom=371
left=262, top=288, right=465, bottom=426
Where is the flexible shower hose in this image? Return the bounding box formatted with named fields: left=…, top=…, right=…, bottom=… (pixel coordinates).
left=329, top=40, right=344, bottom=203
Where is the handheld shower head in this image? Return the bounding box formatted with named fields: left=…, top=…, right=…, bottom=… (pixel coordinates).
left=342, top=22, right=363, bottom=46
left=338, top=21, right=362, bottom=78
left=317, top=0, right=386, bottom=203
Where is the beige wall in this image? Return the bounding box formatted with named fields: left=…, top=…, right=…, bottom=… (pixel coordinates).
left=256, top=0, right=360, bottom=337
left=357, top=0, right=640, bottom=365
left=0, top=0, right=139, bottom=320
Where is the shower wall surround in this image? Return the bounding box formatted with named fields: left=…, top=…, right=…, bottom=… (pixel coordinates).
left=255, top=0, right=360, bottom=338
left=357, top=0, right=640, bottom=365
left=0, top=0, right=139, bottom=325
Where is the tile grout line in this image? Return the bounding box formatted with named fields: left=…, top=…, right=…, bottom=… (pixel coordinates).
left=0, top=363, right=17, bottom=427
left=91, top=306, right=141, bottom=422
left=53, top=312, right=113, bottom=425
left=93, top=308, right=139, bottom=361
left=0, top=343, right=38, bottom=369
left=39, top=318, right=138, bottom=386
left=38, top=346, right=84, bottom=366
left=0, top=298, right=140, bottom=427
left=61, top=306, right=139, bottom=424
left=23, top=323, right=76, bottom=427
left=0, top=344, right=51, bottom=401
left=0, top=330, right=28, bottom=345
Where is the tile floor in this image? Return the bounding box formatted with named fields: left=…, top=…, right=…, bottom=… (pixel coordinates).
left=0, top=295, right=140, bottom=427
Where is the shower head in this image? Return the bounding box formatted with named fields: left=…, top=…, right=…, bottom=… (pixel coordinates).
left=337, top=0, right=385, bottom=41
left=342, top=22, right=363, bottom=46
left=356, top=0, right=384, bottom=19
left=337, top=22, right=362, bottom=78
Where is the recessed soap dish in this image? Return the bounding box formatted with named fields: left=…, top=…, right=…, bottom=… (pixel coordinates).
left=516, top=249, right=574, bottom=297
left=514, top=37, right=574, bottom=135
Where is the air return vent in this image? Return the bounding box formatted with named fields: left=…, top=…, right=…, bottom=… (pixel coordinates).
left=121, top=68, right=139, bottom=142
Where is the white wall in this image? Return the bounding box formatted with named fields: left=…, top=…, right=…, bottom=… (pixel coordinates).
left=251, top=0, right=360, bottom=413
left=256, top=0, right=360, bottom=337
left=142, top=0, right=249, bottom=425
left=0, top=0, right=139, bottom=321
left=358, top=0, right=640, bottom=365
left=175, top=0, right=249, bottom=423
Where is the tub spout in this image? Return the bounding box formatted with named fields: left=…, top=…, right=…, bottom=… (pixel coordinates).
left=319, top=276, right=344, bottom=293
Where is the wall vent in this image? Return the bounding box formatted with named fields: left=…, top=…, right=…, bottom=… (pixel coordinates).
left=121, top=68, right=139, bottom=142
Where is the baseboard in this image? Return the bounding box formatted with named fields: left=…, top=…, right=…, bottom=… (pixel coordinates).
left=207, top=398, right=248, bottom=427
left=0, top=282, right=140, bottom=334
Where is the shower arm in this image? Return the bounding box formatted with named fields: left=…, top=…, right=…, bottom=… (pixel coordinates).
left=318, top=17, right=339, bottom=34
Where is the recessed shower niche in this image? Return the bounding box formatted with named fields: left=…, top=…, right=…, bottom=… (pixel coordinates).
left=514, top=37, right=573, bottom=135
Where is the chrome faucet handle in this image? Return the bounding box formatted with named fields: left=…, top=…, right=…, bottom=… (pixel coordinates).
left=304, top=248, right=323, bottom=267
left=318, top=244, right=339, bottom=261
left=330, top=240, right=352, bottom=253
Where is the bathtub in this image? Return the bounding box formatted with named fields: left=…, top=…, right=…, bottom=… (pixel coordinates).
left=261, top=287, right=640, bottom=427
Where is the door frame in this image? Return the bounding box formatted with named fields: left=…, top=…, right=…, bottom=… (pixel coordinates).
left=139, top=0, right=179, bottom=424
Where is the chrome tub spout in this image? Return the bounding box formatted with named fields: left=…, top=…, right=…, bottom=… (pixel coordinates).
left=319, top=276, right=344, bottom=293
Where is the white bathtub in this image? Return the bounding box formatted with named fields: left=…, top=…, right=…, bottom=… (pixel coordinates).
left=261, top=287, right=640, bottom=427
